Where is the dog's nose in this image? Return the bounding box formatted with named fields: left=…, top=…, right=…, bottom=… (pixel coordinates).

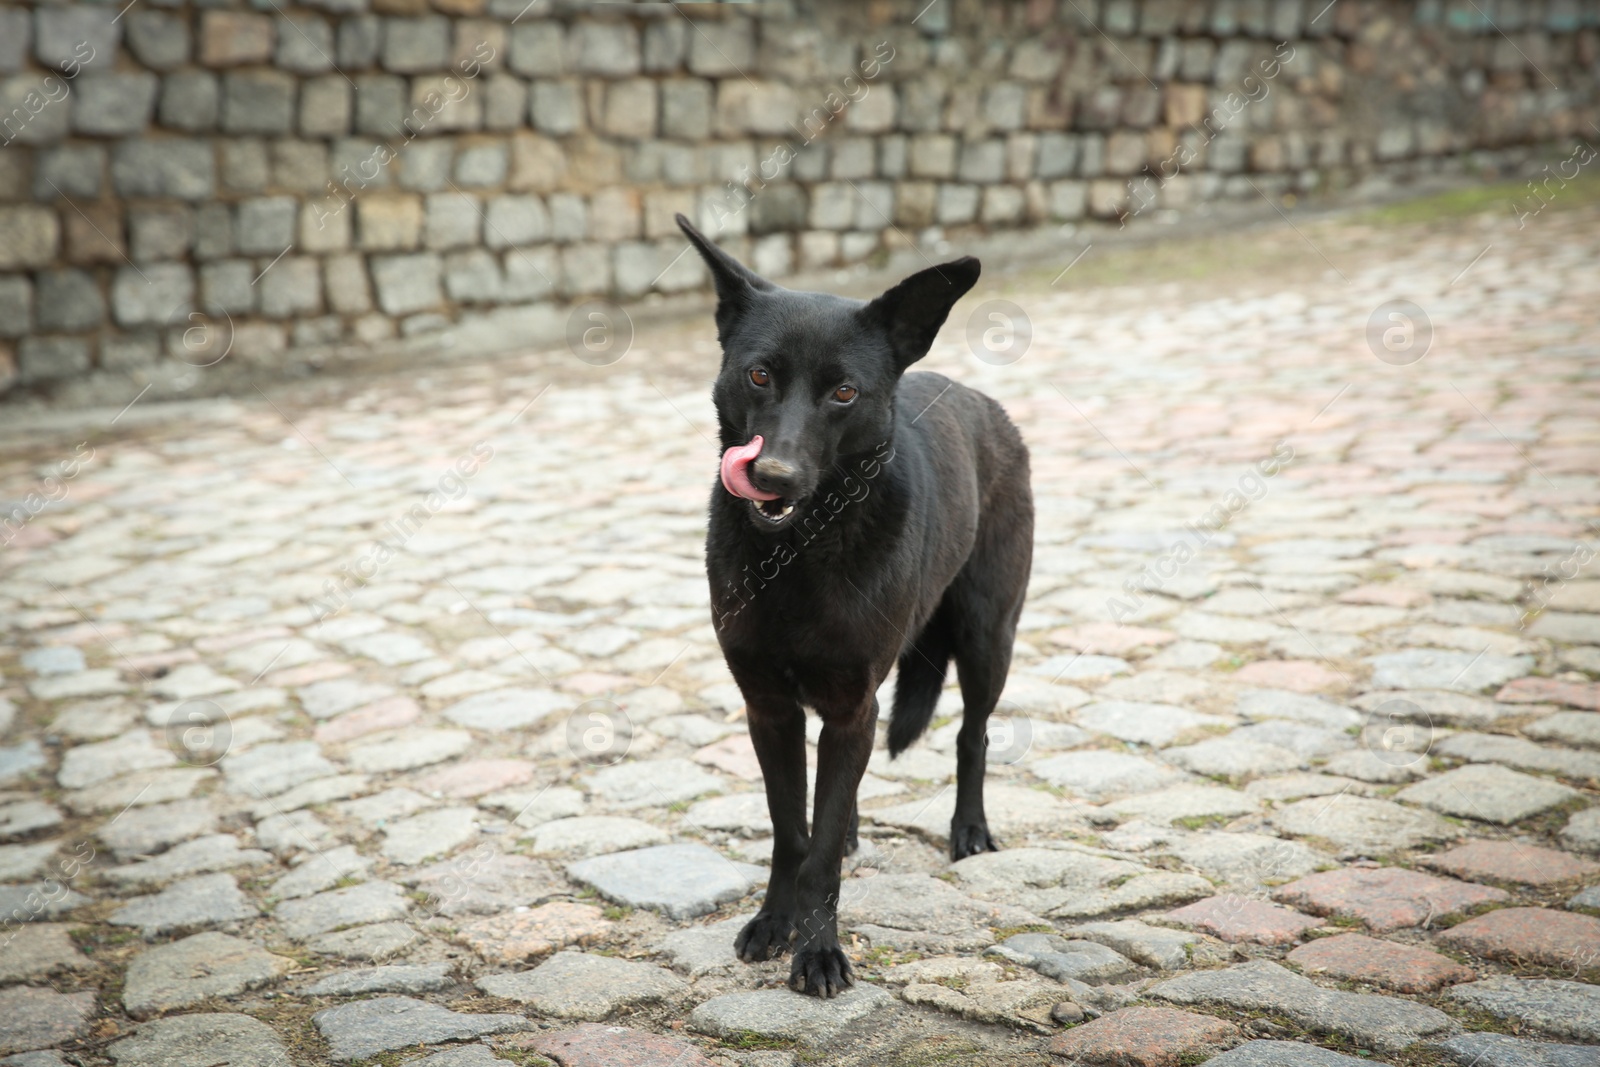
left=751, top=456, right=800, bottom=497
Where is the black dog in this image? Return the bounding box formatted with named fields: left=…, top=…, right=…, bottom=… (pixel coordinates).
left=678, top=214, right=1033, bottom=998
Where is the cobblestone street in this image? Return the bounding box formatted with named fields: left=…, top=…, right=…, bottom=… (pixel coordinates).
left=3, top=194, right=1600, bottom=1066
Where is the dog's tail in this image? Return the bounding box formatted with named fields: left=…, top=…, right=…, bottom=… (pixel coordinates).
left=887, top=616, right=952, bottom=756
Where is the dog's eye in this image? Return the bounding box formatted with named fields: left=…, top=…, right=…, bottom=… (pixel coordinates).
left=833, top=385, right=857, bottom=403
left=749, top=368, right=770, bottom=387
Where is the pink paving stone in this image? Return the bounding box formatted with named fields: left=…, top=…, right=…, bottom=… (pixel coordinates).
left=267, top=661, right=353, bottom=687
left=314, top=696, right=421, bottom=744
left=1049, top=623, right=1177, bottom=654
left=1231, top=660, right=1345, bottom=693
left=1286, top=933, right=1476, bottom=993
left=694, top=733, right=762, bottom=780
left=413, top=758, right=535, bottom=799
left=513, top=1023, right=714, bottom=1067
left=559, top=672, right=636, bottom=695
left=1421, top=840, right=1600, bottom=887
left=453, top=901, right=613, bottom=963
left=1337, top=584, right=1432, bottom=608
left=1048, top=1006, right=1240, bottom=1065
left=1271, top=867, right=1508, bottom=932
left=1162, top=895, right=1320, bottom=945
left=1439, top=907, right=1600, bottom=971
left=1497, top=677, right=1600, bottom=711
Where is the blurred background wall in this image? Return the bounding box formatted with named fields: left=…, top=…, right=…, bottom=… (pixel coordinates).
left=0, top=0, right=1595, bottom=394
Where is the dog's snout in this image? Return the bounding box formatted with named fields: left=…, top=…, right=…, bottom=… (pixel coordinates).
left=752, top=456, right=801, bottom=496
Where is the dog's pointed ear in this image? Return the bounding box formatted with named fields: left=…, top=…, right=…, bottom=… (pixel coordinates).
left=677, top=213, right=773, bottom=339
left=863, top=257, right=982, bottom=370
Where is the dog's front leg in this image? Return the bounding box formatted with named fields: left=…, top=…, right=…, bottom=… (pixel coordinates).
left=789, top=694, right=875, bottom=998
left=735, top=694, right=808, bottom=963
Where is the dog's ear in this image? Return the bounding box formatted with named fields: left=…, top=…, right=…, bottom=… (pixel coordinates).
left=676, top=213, right=773, bottom=339
left=863, top=257, right=982, bottom=370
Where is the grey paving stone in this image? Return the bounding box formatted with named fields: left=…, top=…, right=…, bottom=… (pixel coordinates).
left=110, top=872, right=257, bottom=936
left=335, top=787, right=435, bottom=826
left=1102, top=784, right=1260, bottom=825
left=106, top=834, right=273, bottom=886
left=72, top=72, right=158, bottom=135
left=529, top=815, right=670, bottom=858
left=658, top=915, right=749, bottom=976
left=401, top=851, right=566, bottom=917
left=1076, top=700, right=1225, bottom=745
left=1272, top=794, right=1458, bottom=856
left=0, top=987, right=94, bottom=1057
left=1366, top=649, right=1532, bottom=692
left=270, top=844, right=372, bottom=899
left=1432, top=1032, right=1600, bottom=1066
left=1028, top=750, right=1189, bottom=800
left=348, top=728, right=471, bottom=773
left=840, top=870, right=1050, bottom=952
left=687, top=984, right=893, bottom=1046
left=1235, top=689, right=1363, bottom=729
left=0, top=800, right=62, bottom=841
left=0, top=924, right=89, bottom=984
left=1151, top=959, right=1457, bottom=1052
left=1166, top=830, right=1326, bottom=889
left=1397, top=764, right=1579, bottom=824
left=122, top=932, right=292, bottom=1018
left=475, top=950, right=686, bottom=1019
left=567, top=844, right=764, bottom=920
left=985, top=932, right=1138, bottom=983
left=1446, top=977, right=1600, bottom=1042
left=1436, top=731, right=1600, bottom=780
left=312, top=996, right=526, bottom=1061
left=306, top=961, right=453, bottom=995
left=106, top=1012, right=289, bottom=1067
left=1162, top=738, right=1304, bottom=778
left=441, top=686, right=571, bottom=730
left=952, top=847, right=1207, bottom=922
left=381, top=806, right=479, bottom=865
left=159, top=71, right=219, bottom=131
left=275, top=880, right=411, bottom=939
left=306, top=921, right=420, bottom=961
left=1204, top=1041, right=1375, bottom=1065
left=0, top=881, right=91, bottom=922
left=1068, top=919, right=1200, bottom=970
left=254, top=809, right=339, bottom=856
left=97, top=798, right=217, bottom=859
left=1527, top=712, right=1600, bottom=748
left=582, top=757, right=725, bottom=810
left=126, top=11, right=189, bottom=69
left=58, top=730, right=175, bottom=790
left=222, top=741, right=336, bottom=797
left=0, top=742, right=47, bottom=786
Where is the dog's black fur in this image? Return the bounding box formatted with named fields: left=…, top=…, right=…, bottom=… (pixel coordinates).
left=678, top=214, right=1033, bottom=998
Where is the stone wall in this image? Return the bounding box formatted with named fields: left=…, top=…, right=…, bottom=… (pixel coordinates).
left=0, top=0, right=1596, bottom=389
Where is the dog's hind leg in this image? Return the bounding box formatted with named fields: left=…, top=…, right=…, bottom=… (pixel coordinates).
left=731, top=684, right=808, bottom=964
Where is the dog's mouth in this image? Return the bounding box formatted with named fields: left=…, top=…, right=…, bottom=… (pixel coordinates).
left=751, top=496, right=798, bottom=526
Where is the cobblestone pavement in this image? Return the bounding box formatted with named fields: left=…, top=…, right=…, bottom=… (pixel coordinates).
left=3, top=195, right=1600, bottom=1067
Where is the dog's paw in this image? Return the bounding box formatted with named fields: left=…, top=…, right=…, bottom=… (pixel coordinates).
left=789, top=944, right=854, bottom=998
left=949, top=821, right=998, bottom=861
left=735, top=911, right=794, bottom=962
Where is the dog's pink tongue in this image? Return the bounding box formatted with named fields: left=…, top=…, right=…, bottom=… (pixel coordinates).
left=721, top=436, right=781, bottom=501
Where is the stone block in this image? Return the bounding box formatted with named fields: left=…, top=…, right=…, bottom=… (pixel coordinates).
left=277, top=14, right=335, bottom=74
left=301, top=74, right=351, bottom=137
left=101, top=335, right=160, bottom=370
left=258, top=256, right=322, bottom=318
left=910, top=134, right=958, bottom=179
left=35, top=7, right=119, bottom=72
left=410, top=75, right=482, bottom=131
left=200, top=260, right=256, bottom=315
left=129, top=206, right=195, bottom=263
left=981, top=184, right=1025, bottom=224
left=572, top=22, right=640, bottom=76
left=509, top=132, right=566, bottom=192
left=644, top=19, right=686, bottom=72
left=324, top=252, right=372, bottom=314
left=222, top=70, right=297, bottom=134
left=848, top=86, right=896, bottom=134
left=587, top=187, right=640, bottom=243
left=338, top=16, right=383, bottom=69
left=604, top=78, right=657, bottom=139
left=0, top=75, right=72, bottom=145
left=160, top=71, right=220, bottom=132
left=358, top=193, right=424, bottom=250
left=370, top=252, right=442, bottom=315
left=660, top=79, right=712, bottom=141
left=236, top=196, right=297, bottom=255
left=688, top=19, right=753, bottom=76
left=199, top=11, right=273, bottom=67
left=62, top=202, right=124, bottom=265
left=1037, top=132, right=1080, bottom=179
left=34, top=145, right=103, bottom=200
left=0, top=206, right=58, bottom=269
left=425, top=191, right=480, bottom=249
left=500, top=246, right=557, bottom=301
left=455, top=141, right=508, bottom=186
left=19, top=338, right=91, bottom=383
left=852, top=181, right=893, bottom=230
left=1106, top=130, right=1147, bottom=174
left=193, top=204, right=233, bottom=261
left=984, top=82, right=1027, bottom=131
left=508, top=22, right=564, bottom=77
left=484, top=73, right=527, bottom=130
left=451, top=20, right=506, bottom=74
left=299, top=198, right=350, bottom=253
left=111, top=262, right=193, bottom=327
left=220, top=138, right=269, bottom=193
left=127, top=11, right=190, bottom=70
left=548, top=192, right=586, bottom=241
left=384, top=16, right=450, bottom=73
left=484, top=194, right=549, bottom=247
left=530, top=79, right=583, bottom=135
left=937, top=183, right=980, bottom=223
left=0, top=10, right=29, bottom=75
left=354, top=74, right=405, bottom=136
left=36, top=268, right=105, bottom=332
left=717, top=81, right=799, bottom=138
left=1050, top=179, right=1088, bottom=219
left=443, top=248, right=501, bottom=303
left=0, top=275, right=30, bottom=338
left=958, top=139, right=1005, bottom=183
left=894, top=181, right=937, bottom=228
left=560, top=242, right=610, bottom=297
left=396, top=138, right=451, bottom=191
left=747, top=184, right=806, bottom=234
left=273, top=139, right=330, bottom=194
